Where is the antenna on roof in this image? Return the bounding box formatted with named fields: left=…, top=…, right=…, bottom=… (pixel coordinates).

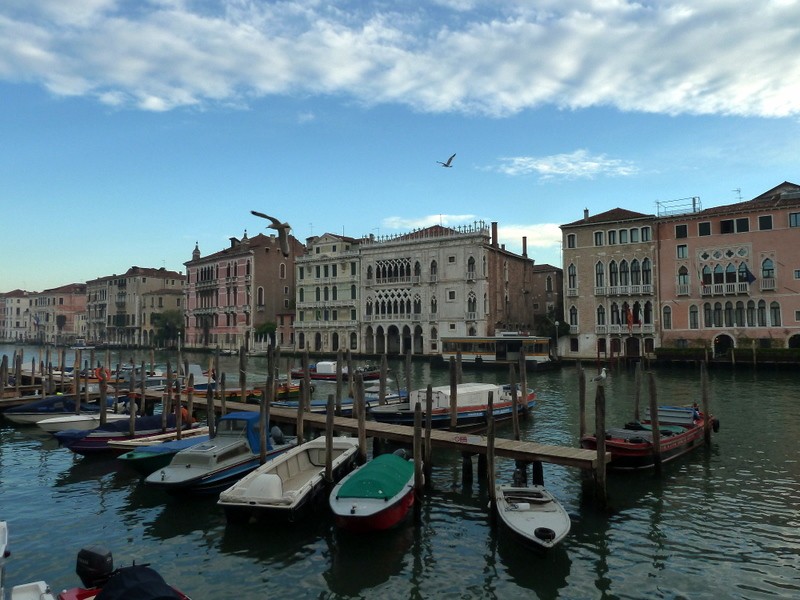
left=733, top=188, right=742, bottom=201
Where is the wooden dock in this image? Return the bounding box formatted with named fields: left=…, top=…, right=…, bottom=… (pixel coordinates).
left=210, top=399, right=607, bottom=471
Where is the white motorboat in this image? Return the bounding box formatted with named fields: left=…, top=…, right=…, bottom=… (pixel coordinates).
left=494, top=484, right=571, bottom=551
left=218, top=436, right=360, bottom=523
left=37, top=412, right=131, bottom=434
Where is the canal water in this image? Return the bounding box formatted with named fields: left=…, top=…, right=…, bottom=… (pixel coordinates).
left=1, top=345, right=798, bottom=599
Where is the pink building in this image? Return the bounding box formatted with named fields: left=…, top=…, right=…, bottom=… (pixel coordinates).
left=657, top=181, right=800, bottom=354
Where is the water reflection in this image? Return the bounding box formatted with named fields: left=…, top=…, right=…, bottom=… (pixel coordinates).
left=492, top=527, right=572, bottom=598
left=323, top=524, right=414, bottom=595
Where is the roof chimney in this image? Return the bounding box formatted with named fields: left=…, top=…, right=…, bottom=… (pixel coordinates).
left=492, top=222, right=498, bottom=247
left=522, top=236, right=528, bottom=258
left=583, top=208, right=589, bottom=220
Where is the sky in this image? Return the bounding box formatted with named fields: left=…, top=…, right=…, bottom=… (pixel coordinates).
left=1, top=0, right=799, bottom=293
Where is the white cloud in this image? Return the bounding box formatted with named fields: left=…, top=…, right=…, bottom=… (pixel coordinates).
left=495, top=149, right=638, bottom=179
left=1, top=1, right=799, bottom=117
left=382, top=214, right=477, bottom=229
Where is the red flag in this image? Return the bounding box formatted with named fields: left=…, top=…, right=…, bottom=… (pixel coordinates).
left=626, top=307, right=633, bottom=332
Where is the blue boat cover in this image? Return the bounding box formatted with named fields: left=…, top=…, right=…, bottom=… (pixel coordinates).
left=94, top=565, right=183, bottom=600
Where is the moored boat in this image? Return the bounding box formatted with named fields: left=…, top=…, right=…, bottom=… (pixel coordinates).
left=117, top=432, right=210, bottom=476
left=579, top=404, right=719, bottom=470
left=218, top=436, right=360, bottom=524
left=369, top=382, right=535, bottom=431
left=54, top=414, right=199, bottom=456
left=37, top=412, right=131, bottom=434
left=2, top=395, right=107, bottom=426
left=144, top=412, right=295, bottom=495
left=494, top=484, right=571, bottom=551
left=329, top=452, right=416, bottom=533
left=271, top=386, right=407, bottom=416
left=290, top=361, right=380, bottom=381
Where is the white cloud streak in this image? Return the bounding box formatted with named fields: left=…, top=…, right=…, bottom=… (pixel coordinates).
left=495, top=149, right=639, bottom=179
left=1, top=1, right=799, bottom=117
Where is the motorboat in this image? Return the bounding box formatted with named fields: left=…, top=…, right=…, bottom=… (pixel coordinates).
left=370, top=382, right=536, bottom=430
left=37, top=412, right=131, bottom=434
left=290, top=361, right=380, bottom=381
left=144, top=412, right=295, bottom=495
left=2, top=395, right=108, bottom=426
left=580, top=404, right=719, bottom=470
left=494, top=484, right=571, bottom=551
left=117, top=433, right=210, bottom=476
left=329, top=451, right=416, bottom=533
left=219, top=436, right=360, bottom=523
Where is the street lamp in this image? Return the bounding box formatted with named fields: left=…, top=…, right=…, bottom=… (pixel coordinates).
left=553, top=321, right=559, bottom=359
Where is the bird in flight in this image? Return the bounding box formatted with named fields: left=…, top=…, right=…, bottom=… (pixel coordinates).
left=437, top=153, right=456, bottom=168
left=591, top=368, right=608, bottom=383
left=250, top=211, right=291, bottom=257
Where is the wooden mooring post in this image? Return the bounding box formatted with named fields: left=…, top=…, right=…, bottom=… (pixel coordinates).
left=594, top=384, right=608, bottom=508
left=647, top=372, right=662, bottom=474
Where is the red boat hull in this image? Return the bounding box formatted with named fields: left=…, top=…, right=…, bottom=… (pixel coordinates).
left=333, top=489, right=415, bottom=533
left=581, top=417, right=710, bottom=470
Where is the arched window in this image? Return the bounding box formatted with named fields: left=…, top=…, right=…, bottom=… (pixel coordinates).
left=735, top=301, right=745, bottom=327
left=689, top=305, right=699, bottom=329
left=467, top=257, right=476, bottom=278
left=725, top=263, right=737, bottom=283
left=366, top=265, right=373, bottom=280
left=414, top=262, right=421, bottom=277
left=762, top=258, right=775, bottom=279
left=642, top=258, right=652, bottom=285
left=568, top=264, right=577, bottom=288
left=713, top=302, right=723, bottom=327
left=299, top=288, right=304, bottom=302
left=770, top=301, right=781, bottom=326
left=758, top=300, right=767, bottom=326
left=610, top=302, right=620, bottom=325
left=609, top=261, right=618, bottom=287
left=724, top=301, right=733, bottom=327
left=569, top=305, right=578, bottom=326
left=678, top=266, right=689, bottom=285
left=644, top=301, right=652, bottom=324
left=315, top=287, right=321, bottom=302
left=467, top=292, right=477, bottom=313
left=703, top=302, right=712, bottom=327
left=595, top=262, right=605, bottom=287
left=596, top=305, right=606, bottom=325
left=279, top=263, right=286, bottom=279
left=546, top=275, right=552, bottom=292
left=257, top=287, right=264, bottom=306
left=713, top=265, right=724, bottom=284
left=430, top=296, right=437, bottom=314
left=702, top=266, right=712, bottom=285
left=662, top=306, right=672, bottom=329
left=619, top=260, right=629, bottom=286
left=351, top=285, right=357, bottom=300
left=430, top=260, right=438, bottom=278
left=630, top=259, right=641, bottom=285
left=747, top=300, right=756, bottom=326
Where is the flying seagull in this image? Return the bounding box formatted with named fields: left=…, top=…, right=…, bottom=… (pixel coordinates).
left=437, top=153, right=456, bottom=168
left=591, top=368, right=608, bottom=382
left=250, top=210, right=291, bottom=257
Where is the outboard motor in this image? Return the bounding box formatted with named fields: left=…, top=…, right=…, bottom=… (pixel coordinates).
left=392, top=448, right=409, bottom=460
left=270, top=425, right=285, bottom=445
left=76, top=546, right=114, bottom=588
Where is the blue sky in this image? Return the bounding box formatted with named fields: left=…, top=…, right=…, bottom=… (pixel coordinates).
left=1, top=0, right=798, bottom=293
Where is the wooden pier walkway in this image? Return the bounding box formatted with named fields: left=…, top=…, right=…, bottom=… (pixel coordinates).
left=217, top=400, right=607, bottom=471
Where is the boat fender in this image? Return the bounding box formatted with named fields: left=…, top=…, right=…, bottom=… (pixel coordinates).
left=534, top=527, right=556, bottom=542
left=713, top=418, right=720, bottom=433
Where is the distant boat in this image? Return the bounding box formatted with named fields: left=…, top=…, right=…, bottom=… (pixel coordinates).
left=218, top=436, right=360, bottom=524
left=329, top=452, right=416, bottom=533
left=290, top=361, right=380, bottom=381
left=2, top=395, right=108, bottom=426
left=370, top=382, right=535, bottom=431
left=144, top=412, right=295, bottom=495
left=494, top=484, right=571, bottom=552
left=54, top=414, right=199, bottom=456
left=271, top=385, right=407, bottom=416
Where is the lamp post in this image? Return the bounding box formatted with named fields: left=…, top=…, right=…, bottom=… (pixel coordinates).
left=553, top=321, right=559, bottom=359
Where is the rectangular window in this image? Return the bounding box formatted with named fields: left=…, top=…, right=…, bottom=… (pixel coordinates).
left=759, top=215, right=773, bottom=230
left=607, top=230, right=616, bottom=245
left=790, top=213, right=800, bottom=228
left=677, top=244, right=688, bottom=259
left=619, top=229, right=628, bottom=244
left=448, top=256, right=456, bottom=263
left=698, top=222, right=711, bottom=236
left=794, top=269, right=800, bottom=279
left=796, top=310, right=800, bottom=322
left=641, top=227, right=651, bottom=242
left=630, top=228, right=639, bottom=243
left=594, top=231, right=604, bottom=246
left=448, top=290, right=456, bottom=300
left=567, top=234, right=576, bottom=248
left=675, top=224, right=688, bottom=239
left=720, top=219, right=734, bottom=234
left=736, top=218, right=749, bottom=232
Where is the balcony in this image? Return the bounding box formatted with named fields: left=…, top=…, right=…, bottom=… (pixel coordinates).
left=567, top=288, right=578, bottom=297
left=465, top=312, right=477, bottom=321
left=466, top=270, right=476, bottom=281
left=594, top=286, right=607, bottom=296
left=677, top=283, right=691, bottom=296
left=701, top=282, right=751, bottom=296
left=760, top=278, right=775, bottom=291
